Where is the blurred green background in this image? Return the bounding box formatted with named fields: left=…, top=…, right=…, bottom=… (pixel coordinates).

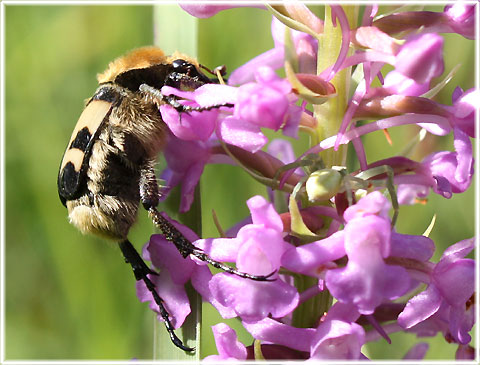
left=4, top=4, right=475, bottom=361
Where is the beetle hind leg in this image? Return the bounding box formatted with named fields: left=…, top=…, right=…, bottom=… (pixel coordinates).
left=118, top=239, right=194, bottom=352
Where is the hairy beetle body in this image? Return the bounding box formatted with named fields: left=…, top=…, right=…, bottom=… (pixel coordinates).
left=58, top=47, right=272, bottom=352
left=60, top=84, right=166, bottom=240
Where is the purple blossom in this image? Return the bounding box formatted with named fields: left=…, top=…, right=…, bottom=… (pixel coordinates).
left=396, top=184, right=429, bottom=205
left=390, top=232, right=435, bottom=262
left=398, top=238, right=475, bottom=344
left=323, top=301, right=361, bottom=324
left=203, top=323, right=247, bottom=361
left=137, top=4, right=476, bottom=359
left=179, top=2, right=264, bottom=18
left=281, top=231, right=346, bottom=276
left=195, top=195, right=299, bottom=321
left=190, top=265, right=237, bottom=319
left=229, top=66, right=302, bottom=143
left=403, top=342, right=429, bottom=360
left=240, top=316, right=367, bottom=360
left=159, top=101, right=217, bottom=141
left=267, top=138, right=298, bottom=166
left=393, top=126, right=474, bottom=200
left=234, top=67, right=295, bottom=131
left=353, top=26, right=399, bottom=54
left=448, top=87, right=477, bottom=138
left=383, top=70, right=430, bottom=97
left=422, top=130, right=474, bottom=195
left=158, top=67, right=300, bottom=154
left=243, top=317, right=315, bottom=353
left=325, top=192, right=410, bottom=314
left=331, top=31, right=445, bottom=85
left=229, top=17, right=318, bottom=84
left=208, top=273, right=298, bottom=322
left=217, top=115, right=269, bottom=153
left=136, top=217, right=199, bottom=328
left=161, top=136, right=211, bottom=212
left=394, top=33, right=444, bottom=84
left=309, top=320, right=366, bottom=360
left=443, top=3, right=476, bottom=39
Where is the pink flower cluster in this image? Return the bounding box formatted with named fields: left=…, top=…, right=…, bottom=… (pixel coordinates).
left=138, top=3, right=476, bottom=361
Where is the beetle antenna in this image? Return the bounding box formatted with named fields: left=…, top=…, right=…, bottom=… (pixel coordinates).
left=199, top=63, right=227, bottom=77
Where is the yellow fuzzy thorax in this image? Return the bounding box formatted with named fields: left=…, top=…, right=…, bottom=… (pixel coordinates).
left=97, top=46, right=200, bottom=84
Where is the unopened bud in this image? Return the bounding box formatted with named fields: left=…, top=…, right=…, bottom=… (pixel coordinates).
left=306, top=169, right=343, bottom=202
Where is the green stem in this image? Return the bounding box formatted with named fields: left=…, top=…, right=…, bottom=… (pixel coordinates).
left=292, top=276, right=332, bottom=328
left=153, top=4, right=201, bottom=360
left=292, top=5, right=356, bottom=331
left=154, top=184, right=202, bottom=360
left=314, top=5, right=357, bottom=168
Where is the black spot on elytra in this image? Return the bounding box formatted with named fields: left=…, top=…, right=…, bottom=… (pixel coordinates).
left=70, top=127, right=91, bottom=151
left=58, top=162, right=81, bottom=203
left=58, top=88, right=116, bottom=206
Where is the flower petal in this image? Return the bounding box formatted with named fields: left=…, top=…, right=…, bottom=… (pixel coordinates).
left=398, top=285, right=442, bottom=329
left=310, top=320, right=365, bottom=360
left=208, top=323, right=247, bottom=360
left=136, top=271, right=190, bottom=329
left=243, top=318, right=315, bottom=352
left=247, top=195, right=284, bottom=232
left=210, top=273, right=299, bottom=321
left=191, top=266, right=236, bottom=319
left=217, top=116, right=268, bottom=153
left=281, top=231, right=346, bottom=276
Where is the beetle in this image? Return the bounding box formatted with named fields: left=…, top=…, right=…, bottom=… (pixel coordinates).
left=57, top=47, right=272, bottom=351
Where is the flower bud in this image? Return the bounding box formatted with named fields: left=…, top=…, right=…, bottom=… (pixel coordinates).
left=234, top=67, right=292, bottom=130
left=395, top=33, right=444, bottom=84
left=444, top=3, right=475, bottom=40
left=384, top=70, right=430, bottom=96
left=306, top=169, right=343, bottom=202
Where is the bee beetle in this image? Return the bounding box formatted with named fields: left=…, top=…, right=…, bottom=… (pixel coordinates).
left=57, top=47, right=272, bottom=352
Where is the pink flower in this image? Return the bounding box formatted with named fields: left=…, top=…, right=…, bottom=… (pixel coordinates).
left=383, top=70, right=430, bottom=96
left=234, top=66, right=297, bottom=131
left=203, top=323, right=247, bottom=361
left=161, top=136, right=211, bottom=212
left=448, top=87, right=477, bottom=138
left=179, top=1, right=264, bottom=18
left=394, top=33, right=444, bottom=84
left=195, top=196, right=299, bottom=321
left=229, top=17, right=318, bottom=85
left=158, top=67, right=300, bottom=154
left=398, top=238, right=475, bottom=344
left=443, top=3, right=475, bottom=39
left=135, top=218, right=199, bottom=328
left=309, top=320, right=366, bottom=360
left=325, top=192, right=410, bottom=314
